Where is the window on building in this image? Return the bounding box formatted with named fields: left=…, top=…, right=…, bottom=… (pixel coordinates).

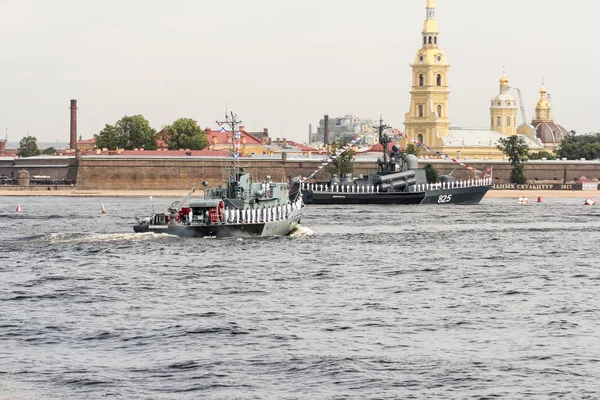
left=423, top=36, right=426, bottom=45
left=491, top=116, right=494, bottom=127
left=436, top=74, right=442, bottom=86
left=419, top=74, right=424, bottom=86
left=417, top=134, right=424, bottom=144
left=437, top=105, right=442, bottom=117
left=428, top=36, right=432, bottom=44
left=507, top=116, right=511, bottom=127
left=434, top=37, right=437, bottom=44
left=497, top=116, right=502, bottom=126
left=418, top=105, right=424, bottom=118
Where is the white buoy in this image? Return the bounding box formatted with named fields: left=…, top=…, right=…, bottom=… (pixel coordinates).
left=584, top=198, right=596, bottom=206
left=101, top=202, right=107, bottom=213
left=15, top=204, right=22, bottom=212
left=517, top=197, right=529, bottom=205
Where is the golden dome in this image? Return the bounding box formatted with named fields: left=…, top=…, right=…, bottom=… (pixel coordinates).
left=536, top=79, right=550, bottom=109
left=427, top=0, right=436, bottom=7
left=499, top=73, right=509, bottom=86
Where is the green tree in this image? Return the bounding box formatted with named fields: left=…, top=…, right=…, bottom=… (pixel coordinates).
left=42, top=147, right=57, bottom=155
left=556, top=132, right=600, bottom=160
left=424, top=164, right=439, bottom=183
left=511, top=165, right=527, bottom=184
left=94, top=124, right=120, bottom=150
left=404, top=143, right=422, bottom=156
left=94, top=115, right=157, bottom=150
left=116, top=115, right=157, bottom=150
left=528, top=150, right=556, bottom=160
left=163, top=118, right=209, bottom=150
left=497, top=135, right=529, bottom=166
left=325, top=139, right=356, bottom=177
left=497, top=135, right=529, bottom=184
left=17, top=135, right=40, bottom=157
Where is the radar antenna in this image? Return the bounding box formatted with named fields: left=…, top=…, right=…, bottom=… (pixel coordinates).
left=216, top=112, right=243, bottom=178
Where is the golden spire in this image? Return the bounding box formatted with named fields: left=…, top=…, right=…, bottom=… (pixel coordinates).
left=422, top=0, right=439, bottom=36
left=499, top=66, right=509, bottom=86
left=540, top=77, right=547, bottom=94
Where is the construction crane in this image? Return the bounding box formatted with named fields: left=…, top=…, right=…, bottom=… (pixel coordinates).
left=509, top=86, right=528, bottom=125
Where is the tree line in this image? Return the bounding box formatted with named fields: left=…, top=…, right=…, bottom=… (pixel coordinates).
left=95, top=115, right=208, bottom=151
left=16, top=115, right=210, bottom=157
left=497, top=131, right=600, bottom=183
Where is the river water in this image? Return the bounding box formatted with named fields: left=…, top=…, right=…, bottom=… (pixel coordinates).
left=0, top=195, right=599, bottom=399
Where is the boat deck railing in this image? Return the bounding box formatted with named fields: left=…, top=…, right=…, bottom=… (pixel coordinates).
left=302, top=177, right=492, bottom=193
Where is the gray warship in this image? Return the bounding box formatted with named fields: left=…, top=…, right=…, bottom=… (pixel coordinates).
left=295, top=119, right=491, bottom=205
left=133, top=113, right=304, bottom=238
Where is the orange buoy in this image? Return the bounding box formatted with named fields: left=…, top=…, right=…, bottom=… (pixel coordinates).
left=16, top=204, right=22, bottom=212
left=584, top=198, right=596, bottom=206
left=537, top=196, right=542, bottom=203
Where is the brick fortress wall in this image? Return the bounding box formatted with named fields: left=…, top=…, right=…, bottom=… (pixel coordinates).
left=74, top=157, right=600, bottom=190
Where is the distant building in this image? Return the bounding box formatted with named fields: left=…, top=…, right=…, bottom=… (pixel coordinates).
left=314, top=114, right=375, bottom=145
left=517, top=80, right=568, bottom=151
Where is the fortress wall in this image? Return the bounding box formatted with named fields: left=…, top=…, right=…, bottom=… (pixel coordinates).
left=75, top=157, right=600, bottom=190
left=0, top=157, right=74, bottom=180
left=75, top=157, right=319, bottom=190
left=2, top=156, right=598, bottom=190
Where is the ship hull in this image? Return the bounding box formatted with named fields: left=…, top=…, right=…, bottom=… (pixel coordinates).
left=133, top=214, right=302, bottom=238
left=301, top=186, right=490, bottom=205
left=420, top=185, right=490, bottom=205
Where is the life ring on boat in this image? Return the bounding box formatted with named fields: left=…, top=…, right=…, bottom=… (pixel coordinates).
left=208, top=207, right=218, bottom=223
left=217, top=201, right=225, bottom=222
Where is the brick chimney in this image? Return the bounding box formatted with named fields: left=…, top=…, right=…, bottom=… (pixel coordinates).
left=70, top=99, right=78, bottom=150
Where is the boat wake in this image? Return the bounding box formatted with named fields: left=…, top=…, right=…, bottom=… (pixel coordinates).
left=289, top=224, right=314, bottom=237
left=28, top=232, right=166, bottom=245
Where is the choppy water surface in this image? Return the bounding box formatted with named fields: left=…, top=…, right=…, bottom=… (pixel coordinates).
left=0, top=195, right=599, bottom=399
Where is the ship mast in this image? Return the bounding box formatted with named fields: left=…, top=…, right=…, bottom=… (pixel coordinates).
left=216, top=112, right=243, bottom=179
left=376, top=116, right=392, bottom=173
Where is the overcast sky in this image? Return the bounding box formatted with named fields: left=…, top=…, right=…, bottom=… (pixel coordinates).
left=0, top=0, right=596, bottom=145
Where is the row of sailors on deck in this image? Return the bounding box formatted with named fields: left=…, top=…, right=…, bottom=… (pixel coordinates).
left=303, top=177, right=491, bottom=192
left=187, top=198, right=302, bottom=225
left=225, top=199, right=302, bottom=224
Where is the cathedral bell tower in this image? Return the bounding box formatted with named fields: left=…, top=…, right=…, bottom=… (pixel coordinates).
left=404, top=0, right=451, bottom=147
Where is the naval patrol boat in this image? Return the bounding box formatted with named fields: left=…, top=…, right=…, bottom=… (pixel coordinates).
left=295, top=120, right=491, bottom=205
left=133, top=113, right=304, bottom=237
